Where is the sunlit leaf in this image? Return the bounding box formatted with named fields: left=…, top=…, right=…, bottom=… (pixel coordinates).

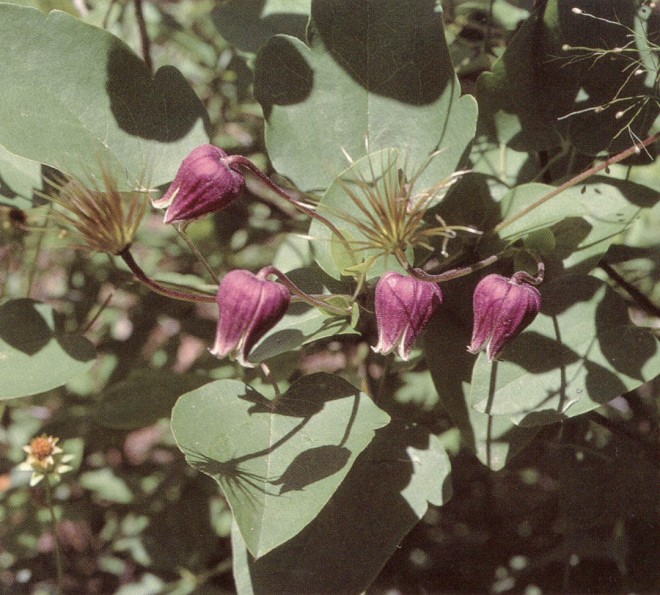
left=254, top=0, right=476, bottom=192
left=171, top=373, right=390, bottom=557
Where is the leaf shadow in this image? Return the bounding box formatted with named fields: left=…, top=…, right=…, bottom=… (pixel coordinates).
left=270, top=445, right=351, bottom=494
left=192, top=374, right=364, bottom=495
left=595, top=287, right=659, bottom=381
left=254, top=36, right=314, bottom=119
left=211, top=0, right=310, bottom=54
left=312, top=0, right=453, bottom=106
left=106, top=43, right=210, bottom=141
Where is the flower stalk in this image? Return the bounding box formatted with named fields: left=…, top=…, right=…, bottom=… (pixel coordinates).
left=45, top=478, right=64, bottom=595
left=405, top=254, right=500, bottom=283
left=118, top=247, right=216, bottom=304
left=225, top=156, right=357, bottom=265
left=258, top=266, right=352, bottom=316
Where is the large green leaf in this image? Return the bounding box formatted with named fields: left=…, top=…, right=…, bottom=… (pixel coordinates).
left=496, top=177, right=658, bottom=274
left=254, top=0, right=477, bottom=192
left=0, top=299, right=96, bottom=399
left=470, top=275, right=660, bottom=425
left=232, top=420, right=451, bottom=594
left=171, top=373, right=390, bottom=557
left=0, top=4, right=209, bottom=188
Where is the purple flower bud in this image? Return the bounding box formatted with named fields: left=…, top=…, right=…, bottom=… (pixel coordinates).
left=210, top=269, right=290, bottom=367
left=153, top=144, right=244, bottom=224
left=373, top=272, right=443, bottom=360
left=468, top=273, right=542, bottom=361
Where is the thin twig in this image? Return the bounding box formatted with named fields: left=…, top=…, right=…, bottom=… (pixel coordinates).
left=493, top=132, right=659, bottom=234
left=45, top=480, right=63, bottom=595
left=25, top=204, right=52, bottom=299
left=174, top=224, right=219, bottom=283
left=134, top=0, right=152, bottom=74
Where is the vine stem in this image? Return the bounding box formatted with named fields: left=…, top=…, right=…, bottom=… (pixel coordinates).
left=134, top=0, right=152, bottom=74
left=227, top=156, right=357, bottom=266
left=45, top=479, right=63, bottom=595
left=174, top=224, right=219, bottom=283
left=258, top=266, right=351, bottom=316
left=118, top=247, right=216, bottom=303
left=406, top=254, right=499, bottom=283
left=493, top=132, right=659, bottom=234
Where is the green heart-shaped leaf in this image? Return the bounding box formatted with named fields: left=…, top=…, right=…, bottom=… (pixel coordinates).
left=254, top=0, right=476, bottom=192
left=171, top=373, right=390, bottom=557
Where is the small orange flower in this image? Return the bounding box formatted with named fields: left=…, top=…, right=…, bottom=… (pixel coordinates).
left=18, top=435, right=74, bottom=486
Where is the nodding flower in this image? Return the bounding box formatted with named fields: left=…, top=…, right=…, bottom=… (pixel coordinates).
left=153, top=144, right=244, bottom=224
left=373, top=271, right=443, bottom=361
left=210, top=269, right=290, bottom=368
left=468, top=272, right=542, bottom=361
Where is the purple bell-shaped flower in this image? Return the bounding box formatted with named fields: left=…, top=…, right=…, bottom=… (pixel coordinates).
left=153, top=144, right=244, bottom=224
left=373, top=272, right=443, bottom=360
left=210, top=269, right=290, bottom=367
left=468, top=273, right=542, bottom=361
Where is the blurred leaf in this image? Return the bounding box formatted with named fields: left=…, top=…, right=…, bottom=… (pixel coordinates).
left=271, top=233, right=313, bottom=272
left=79, top=468, right=134, bottom=504
left=97, top=369, right=210, bottom=430
left=254, top=0, right=477, bottom=192
left=171, top=373, right=390, bottom=557
left=0, top=4, right=209, bottom=188
left=470, top=275, right=660, bottom=424
left=0, top=299, right=96, bottom=400
left=232, top=420, right=451, bottom=593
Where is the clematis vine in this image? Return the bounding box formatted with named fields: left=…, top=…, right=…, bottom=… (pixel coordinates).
left=373, top=271, right=443, bottom=360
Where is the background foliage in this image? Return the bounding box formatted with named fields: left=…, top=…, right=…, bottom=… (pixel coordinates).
left=0, top=0, right=658, bottom=593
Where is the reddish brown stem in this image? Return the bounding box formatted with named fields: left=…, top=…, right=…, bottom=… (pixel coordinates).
left=494, top=132, right=659, bottom=234
left=119, top=247, right=216, bottom=303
